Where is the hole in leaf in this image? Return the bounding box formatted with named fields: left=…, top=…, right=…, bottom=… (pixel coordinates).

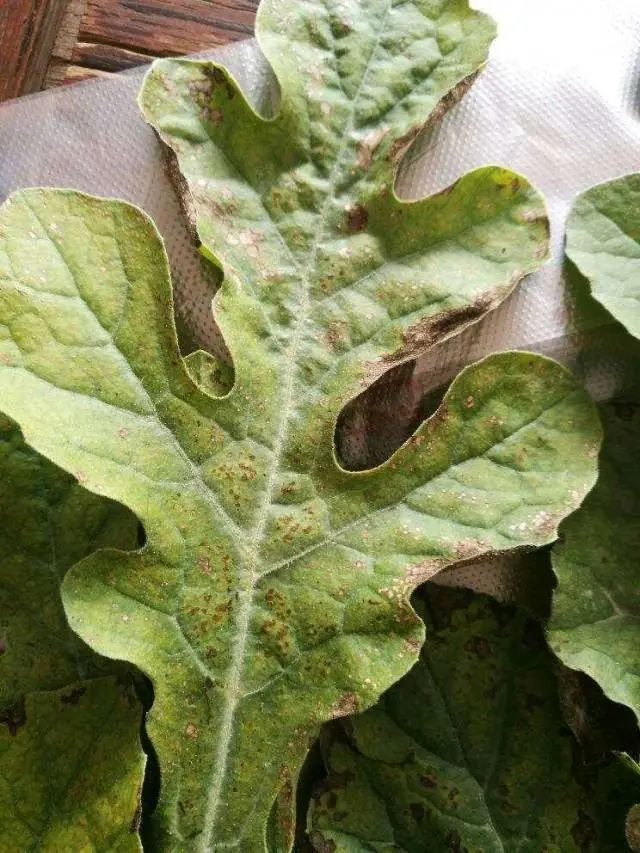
left=335, top=360, right=447, bottom=471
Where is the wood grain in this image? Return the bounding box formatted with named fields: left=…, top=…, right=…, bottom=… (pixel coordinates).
left=5, top=0, right=260, bottom=94
left=0, top=0, right=69, bottom=99
left=80, top=0, right=258, bottom=56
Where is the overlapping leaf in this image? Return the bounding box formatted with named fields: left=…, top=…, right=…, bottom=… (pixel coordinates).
left=566, top=173, right=640, bottom=338
left=548, top=177, right=640, bottom=729
left=549, top=402, right=640, bottom=725
left=0, top=1, right=603, bottom=849
left=308, top=588, right=640, bottom=852
left=0, top=416, right=145, bottom=847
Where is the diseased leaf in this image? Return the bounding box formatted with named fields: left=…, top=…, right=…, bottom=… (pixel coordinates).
left=0, top=190, right=600, bottom=851
left=0, top=415, right=137, bottom=703
left=566, top=173, right=640, bottom=338
left=0, top=1, right=602, bottom=847
left=547, top=216, right=640, bottom=852
left=549, top=401, right=640, bottom=723
left=0, top=677, right=144, bottom=852
left=0, top=415, right=145, bottom=847
left=548, top=183, right=640, bottom=725
left=308, top=588, right=640, bottom=853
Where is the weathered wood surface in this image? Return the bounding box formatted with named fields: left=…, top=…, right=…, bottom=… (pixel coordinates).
left=1, top=0, right=260, bottom=99
left=0, top=0, right=69, bottom=99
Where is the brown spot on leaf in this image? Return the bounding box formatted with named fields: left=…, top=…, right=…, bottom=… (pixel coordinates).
left=388, top=124, right=423, bottom=165
left=275, top=773, right=295, bottom=842
left=61, top=686, right=87, bottom=706
left=357, top=127, right=390, bottom=170
left=404, top=635, right=422, bottom=653
left=0, top=701, right=25, bottom=736
left=202, top=66, right=235, bottom=100
left=420, top=773, right=437, bottom=789
left=406, top=556, right=450, bottom=584
left=130, top=794, right=142, bottom=833
left=330, top=692, right=359, bottom=719
left=163, top=146, right=200, bottom=245
left=345, top=204, right=368, bottom=233
left=185, top=722, right=199, bottom=738
left=309, top=832, right=336, bottom=853
left=368, top=286, right=509, bottom=383
left=464, top=636, right=491, bottom=659
left=325, top=321, right=349, bottom=350
left=455, top=539, right=486, bottom=561
left=197, top=555, right=212, bottom=576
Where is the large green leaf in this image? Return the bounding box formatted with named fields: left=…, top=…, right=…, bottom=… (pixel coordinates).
left=308, top=588, right=640, bottom=852
left=0, top=1, right=602, bottom=847
left=566, top=173, right=640, bottom=338
left=0, top=189, right=599, bottom=851
left=0, top=415, right=145, bottom=847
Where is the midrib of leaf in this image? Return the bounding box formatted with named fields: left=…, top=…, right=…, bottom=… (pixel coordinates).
left=201, top=5, right=396, bottom=846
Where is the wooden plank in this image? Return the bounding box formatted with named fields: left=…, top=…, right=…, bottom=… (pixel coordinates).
left=79, top=0, right=259, bottom=57
left=46, top=57, right=113, bottom=86
left=43, top=0, right=88, bottom=87
left=0, top=0, right=70, bottom=100
left=71, top=41, right=154, bottom=73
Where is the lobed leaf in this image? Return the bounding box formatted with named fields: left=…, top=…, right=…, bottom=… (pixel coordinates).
left=0, top=188, right=600, bottom=850
left=308, top=588, right=640, bottom=852
left=0, top=0, right=602, bottom=848
left=0, top=416, right=145, bottom=847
